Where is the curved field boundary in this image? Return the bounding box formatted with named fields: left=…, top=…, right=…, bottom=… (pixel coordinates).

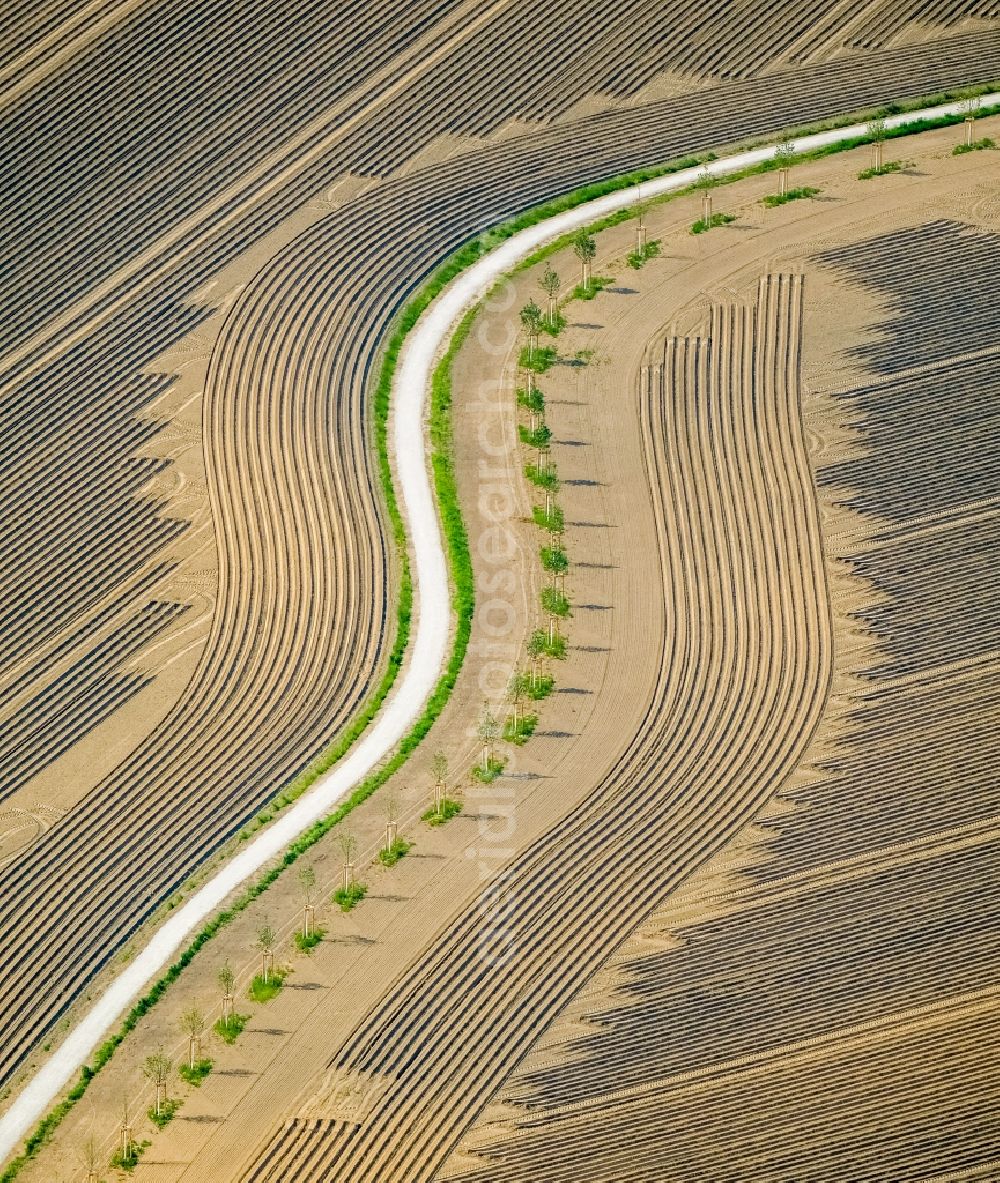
left=240, top=270, right=832, bottom=1182
left=1, top=88, right=998, bottom=1176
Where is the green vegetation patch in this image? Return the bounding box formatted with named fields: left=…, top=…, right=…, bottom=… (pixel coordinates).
left=626, top=240, right=662, bottom=269
left=248, top=969, right=287, bottom=1003
left=526, top=674, right=555, bottom=700
left=333, top=882, right=368, bottom=912
left=761, top=186, right=820, bottom=207
left=519, top=344, right=558, bottom=372
left=953, top=136, right=995, bottom=154
left=178, top=1059, right=212, bottom=1087
left=213, top=1013, right=249, bottom=1044
left=531, top=628, right=567, bottom=660
left=570, top=275, right=615, bottom=301
left=377, top=837, right=412, bottom=868
left=147, top=1098, right=181, bottom=1129
left=504, top=715, right=538, bottom=746
left=691, top=212, right=737, bottom=234
left=110, top=1141, right=149, bottom=1173
left=293, top=927, right=326, bottom=953
left=517, top=386, right=545, bottom=413
left=532, top=504, right=564, bottom=533
left=541, top=545, right=568, bottom=574
left=857, top=159, right=904, bottom=179
left=541, top=587, right=571, bottom=618
left=525, top=463, right=559, bottom=491
left=472, top=755, right=507, bottom=784
left=540, top=310, right=567, bottom=336
left=519, top=423, right=552, bottom=450
left=422, top=798, right=463, bottom=826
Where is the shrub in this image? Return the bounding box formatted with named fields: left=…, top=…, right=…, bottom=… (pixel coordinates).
left=213, top=1013, right=249, bottom=1044
left=761, top=186, right=819, bottom=207
left=333, top=881, right=368, bottom=912
left=540, top=310, right=567, bottom=336
left=422, top=799, right=463, bottom=826
left=178, top=1059, right=212, bottom=1087
left=691, top=212, right=737, bottom=234
left=377, top=837, right=412, bottom=868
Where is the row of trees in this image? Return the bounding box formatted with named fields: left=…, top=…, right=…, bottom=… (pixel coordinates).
left=92, top=768, right=470, bottom=1175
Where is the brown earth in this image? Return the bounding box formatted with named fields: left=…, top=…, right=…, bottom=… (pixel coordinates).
left=15, top=113, right=998, bottom=1180
left=3, top=0, right=998, bottom=1097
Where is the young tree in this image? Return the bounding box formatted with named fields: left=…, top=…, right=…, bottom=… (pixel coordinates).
left=430, top=750, right=448, bottom=814
left=338, top=832, right=358, bottom=892
left=774, top=137, right=795, bottom=195
left=542, top=469, right=560, bottom=519
left=572, top=230, right=597, bottom=291
left=298, top=865, right=317, bottom=939
left=143, top=1048, right=172, bottom=1116
left=520, top=300, right=543, bottom=362
left=697, top=166, right=715, bottom=224
left=180, top=1006, right=206, bottom=1070
left=634, top=197, right=649, bottom=253
left=119, top=1096, right=134, bottom=1165
left=539, top=265, right=561, bottom=326
left=868, top=116, right=887, bottom=170
left=527, top=629, right=546, bottom=690
left=256, top=921, right=277, bottom=985
left=961, top=96, right=981, bottom=145
left=382, top=791, right=401, bottom=852
left=81, top=1135, right=100, bottom=1183
left=218, top=962, right=235, bottom=1024
left=477, top=704, right=501, bottom=772
left=507, top=671, right=526, bottom=729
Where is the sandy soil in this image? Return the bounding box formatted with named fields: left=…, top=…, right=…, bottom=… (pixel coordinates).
left=14, top=112, right=998, bottom=1181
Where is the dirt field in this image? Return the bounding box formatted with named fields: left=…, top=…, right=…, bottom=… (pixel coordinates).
left=2, top=0, right=998, bottom=1093
left=15, top=113, right=998, bottom=1180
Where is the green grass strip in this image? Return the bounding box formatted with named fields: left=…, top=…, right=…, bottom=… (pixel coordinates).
left=3, top=78, right=998, bottom=1182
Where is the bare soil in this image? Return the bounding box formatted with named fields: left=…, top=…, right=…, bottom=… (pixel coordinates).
left=14, top=115, right=1000, bottom=1182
